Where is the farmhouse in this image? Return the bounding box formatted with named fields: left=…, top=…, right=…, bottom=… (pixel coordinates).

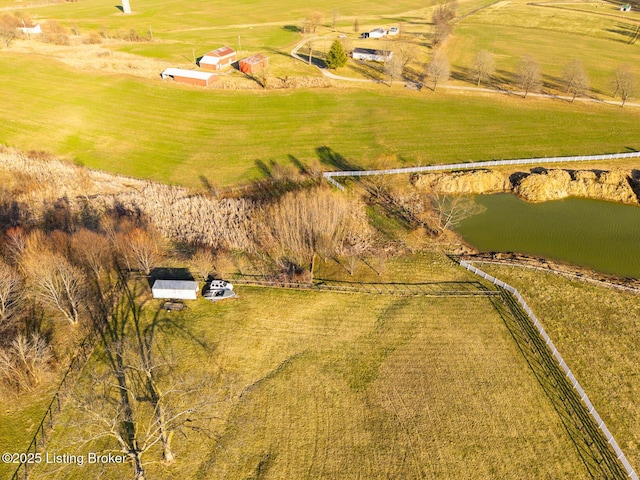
left=18, top=23, right=41, bottom=35
left=352, top=48, right=393, bottom=63
left=161, top=68, right=216, bottom=87
left=199, top=46, right=237, bottom=71
left=152, top=280, right=199, bottom=300
left=239, top=54, right=269, bottom=74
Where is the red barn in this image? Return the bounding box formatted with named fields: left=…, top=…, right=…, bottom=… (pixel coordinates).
left=199, top=46, right=236, bottom=71
left=161, top=68, right=217, bottom=87
left=239, top=54, right=269, bottom=74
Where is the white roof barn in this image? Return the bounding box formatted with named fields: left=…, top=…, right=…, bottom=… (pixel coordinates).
left=161, top=68, right=217, bottom=86
left=152, top=280, right=199, bottom=300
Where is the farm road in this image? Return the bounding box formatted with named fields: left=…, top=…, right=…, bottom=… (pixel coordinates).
left=290, top=38, right=640, bottom=108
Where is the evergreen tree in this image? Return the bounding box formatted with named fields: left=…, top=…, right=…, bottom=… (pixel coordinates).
left=326, top=40, right=348, bottom=69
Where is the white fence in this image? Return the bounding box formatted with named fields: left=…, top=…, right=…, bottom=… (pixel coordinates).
left=460, top=259, right=638, bottom=480
left=323, top=151, right=640, bottom=190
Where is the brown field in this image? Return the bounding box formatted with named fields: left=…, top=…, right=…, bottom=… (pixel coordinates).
left=29, top=287, right=590, bottom=479
left=475, top=264, right=640, bottom=471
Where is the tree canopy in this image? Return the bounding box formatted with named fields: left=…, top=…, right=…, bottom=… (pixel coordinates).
left=326, top=40, right=348, bottom=70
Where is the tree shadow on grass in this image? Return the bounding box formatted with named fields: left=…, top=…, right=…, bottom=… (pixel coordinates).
left=315, top=146, right=361, bottom=171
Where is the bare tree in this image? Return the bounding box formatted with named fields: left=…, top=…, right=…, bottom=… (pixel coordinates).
left=395, top=42, right=419, bottom=71
left=0, top=333, right=52, bottom=393
left=20, top=234, right=84, bottom=325
left=517, top=56, right=541, bottom=98
left=259, top=188, right=374, bottom=274
left=385, top=55, right=404, bottom=86
left=472, top=49, right=495, bottom=86
left=189, top=247, right=217, bottom=281
left=0, top=260, right=21, bottom=328
left=71, top=229, right=113, bottom=283
left=421, top=193, right=482, bottom=236
left=432, top=0, right=457, bottom=47
left=0, top=14, right=19, bottom=48
left=331, top=9, right=339, bottom=31
left=116, top=227, right=163, bottom=275
left=5, top=225, right=27, bottom=263
left=612, top=65, right=636, bottom=107
left=424, top=50, right=450, bottom=91
left=353, top=18, right=360, bottom=33
left=28, top=253, right=84, bottom=324
left=73, top=282, right=209, bottom=478
left=339, top=228, right=374, bottom=275
left=304, top=11, right=323, bottom=33
left=562, top=60, right=589, bottom=102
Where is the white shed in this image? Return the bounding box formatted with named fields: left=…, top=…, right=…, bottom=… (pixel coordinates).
left=152, top=280, right=199, bottom=300
left=352, top=48, right=393, bottom=62
left=369, top=28, right=387, bottom=38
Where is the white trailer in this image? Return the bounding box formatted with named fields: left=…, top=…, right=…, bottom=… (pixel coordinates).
left=152, top=280, right=198, bottom=300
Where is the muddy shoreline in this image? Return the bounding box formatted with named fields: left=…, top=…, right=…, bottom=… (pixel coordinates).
left=413, top=167, right=640, bottom=205
left=459, top=252, right=640, bottom=292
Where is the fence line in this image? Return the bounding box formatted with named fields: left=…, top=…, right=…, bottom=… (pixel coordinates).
left=10, top=271, right=128, bottom=480
left=323, top=151, right=640, bottom=189
left=459, top=259, right=638, bottom=480
left=465, top=258, right=640, bottom=294
left=232, top=274, right=499, bottom=297
left=10, top=332, right=97, bottom=480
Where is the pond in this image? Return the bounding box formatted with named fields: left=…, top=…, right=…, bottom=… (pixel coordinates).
left=455, top=194, right=640, bottom=279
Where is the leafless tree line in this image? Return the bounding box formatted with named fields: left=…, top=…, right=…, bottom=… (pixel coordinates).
left=68, top=274, right=213, bottom=480
left=0, top=209, right=214, bottom=477
left=0, top=215, right=167, bottom=395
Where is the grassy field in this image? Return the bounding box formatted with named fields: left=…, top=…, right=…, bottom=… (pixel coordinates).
left=0, top=388, right=58, bottom=479
left=0, top=53, right=639, bottom=187
left=475, top=264, right=640, bottom=471
left=28, top=285, right=590, bottom=479
left=448, top=0, right=640, bottom=94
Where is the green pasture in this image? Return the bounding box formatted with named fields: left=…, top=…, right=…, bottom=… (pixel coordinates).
left=477, top=265, right=640, bottom=471
left=1, top=53, right=639, bottom=187
left=0, top=389, right=57, bottom=479
left=30, top=286, right=590, bottom=479
left=1, top=0, right=434, bottom=30
left=447, top=0, right=640, bottom=93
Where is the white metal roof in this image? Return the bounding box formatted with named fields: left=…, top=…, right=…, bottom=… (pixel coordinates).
left=152, top=280, right=198, bottom=291
left=161, top=68, right=214, bottom=81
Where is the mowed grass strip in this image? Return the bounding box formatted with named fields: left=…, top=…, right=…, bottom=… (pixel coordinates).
left=31, top=288, right=589, bottom=479
left=1, top=54, right=640, bottom=187
left=476, top=265, right=640, bottom=471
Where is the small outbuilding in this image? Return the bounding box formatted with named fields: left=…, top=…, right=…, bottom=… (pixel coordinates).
left=368, top=28, right=387, bottom=39
left=199, top=46, right=237, bottom=71
left=352, top=48, right=393, bottom=63
left=19, top=24, right=42, bottom=35
left=239, top=54, right=269, bottom=74
left=161, top=68, right=217, bottom=86
left=620, top=3, right=631, bottom=11
left=152, top=280, right=199, bottom=300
